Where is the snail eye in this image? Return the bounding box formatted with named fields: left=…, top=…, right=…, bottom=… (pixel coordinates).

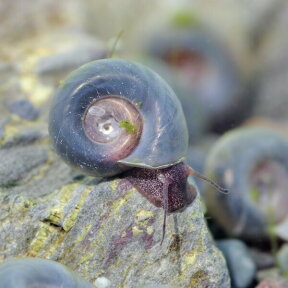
left=83, top=96, right=142, bottom=145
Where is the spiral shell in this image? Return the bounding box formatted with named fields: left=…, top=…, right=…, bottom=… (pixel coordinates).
left=49, top=59, right=188, bottom=177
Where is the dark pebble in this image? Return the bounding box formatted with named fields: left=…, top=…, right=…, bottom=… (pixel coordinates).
left=217, top=239, right=256, bottom=288
left=8, top=99, right=39, bottom=121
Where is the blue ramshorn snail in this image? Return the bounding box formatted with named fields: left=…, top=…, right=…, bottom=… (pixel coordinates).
left=49, top=58, right=227, bottom=242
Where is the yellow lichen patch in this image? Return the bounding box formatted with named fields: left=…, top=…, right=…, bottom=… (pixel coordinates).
left=46, top=183, right=79, bottom=226
left=27, top=222, right=60, bottom=257
left=18, top=47, right=53, bottom=106
left=76, top=224, right=92, bottom=243
left=189, top=270, right=210, bottom=287
left=132, top=226, right=144, bottom=236
left=109, top=179, right=120, bottom=191
left=184, top=250, right=197, bottom=266
left=146, top=226, right=154, bottom=235
left=79, top=252, right=94, bottom=265
left=109, top=188, right=136, bottom=212
left=63, top=186, right=92, bottom=231
left=0, top=122, right=19, bottom=147
left=136, top=210, right=154, bottom=222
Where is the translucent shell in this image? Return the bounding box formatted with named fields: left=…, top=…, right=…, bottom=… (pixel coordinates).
left=49, top=59, right=188, bottom=177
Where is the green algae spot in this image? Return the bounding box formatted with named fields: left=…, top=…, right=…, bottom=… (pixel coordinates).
left=171, top=11, right=199, bottom=28
left=132, top=99, right=142, bottom=109
left=250, top=187, right=260, bottom=202
left=58, top=79, right=65, bottom=87
left=119, top=120, right=137, bottom=134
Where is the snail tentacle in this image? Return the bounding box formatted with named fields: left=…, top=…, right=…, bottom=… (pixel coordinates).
left=186, top=166, right=229, bottom=194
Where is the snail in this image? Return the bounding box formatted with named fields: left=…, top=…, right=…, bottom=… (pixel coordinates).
left=49, top=59, right=227, bottom=243
left=145, top=26, right=249, bottom=133
left=203, top=126, right=288, bottom=240
left=0, top=257, right=94, bottom=288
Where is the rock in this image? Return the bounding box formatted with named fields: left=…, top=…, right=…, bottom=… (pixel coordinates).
left=256, top=268, right=284, bottom=282
left=0, top=146, right=48, bottom=187
left=217, top=239, right=256, bottom=288
left=0, top=173, right=230, bottom=287
left=35, top=37, right=108, bottom=78
left=248, top=248, right=275, bottom=270
left=256, top=278, right=288, bottom=288
left=94, top=276, right=112, bottom=288
left=7, top=99, right=39, bottom=121
left=0, top=257, right=94, bottom=288
left=0, top=118, right=47, bottom=149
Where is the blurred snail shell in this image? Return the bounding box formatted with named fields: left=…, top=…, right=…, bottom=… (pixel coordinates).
left=203, top=126, right=288, bottom=240
left=0, top=257, right=93, bottom=288
left=146, top=27, right=249, bottom=133
left=49, top=59, right=188, bottom=178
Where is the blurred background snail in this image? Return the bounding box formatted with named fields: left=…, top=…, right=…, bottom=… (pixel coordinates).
left=144, top=23, right=251, bottom=134
left=203, top=125, right=288, bottom=241
left=0, top=257, right=94, bottom=288
left=49, top=58, right=227, bottom=242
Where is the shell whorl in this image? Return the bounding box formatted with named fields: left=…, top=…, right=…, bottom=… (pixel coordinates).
left=49, top=59, right=188, bottom=177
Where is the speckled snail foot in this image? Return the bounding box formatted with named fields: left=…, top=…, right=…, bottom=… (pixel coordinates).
left=0, top=258, right=94, bottom=288
left=203, top=126, right=288, bottom=240
left=49, top=58, right=227, bottom=243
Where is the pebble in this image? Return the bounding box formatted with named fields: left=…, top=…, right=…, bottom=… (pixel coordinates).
left=249, top=248, right=275, bottom=270
left=8, top=99, right=39, bottom=121
left=94, top=277, right=112, bottom=288
left=0, top=145, right=48, bottom=187
left=217, top=239, right=256, bottom=288
left=277, top=244, right=288, bottom=275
